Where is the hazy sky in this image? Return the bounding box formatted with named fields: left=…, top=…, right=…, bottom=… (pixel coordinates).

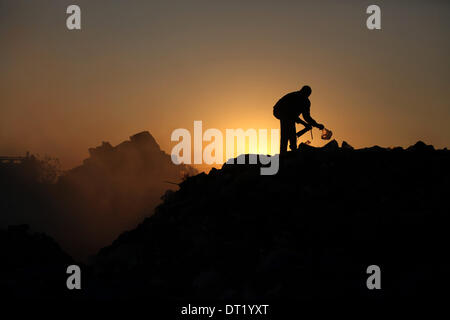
left=1, top=0, right=449, bottom=169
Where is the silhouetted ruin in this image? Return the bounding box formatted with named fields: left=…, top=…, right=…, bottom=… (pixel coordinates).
left=0, top=132, right=196, bottom=261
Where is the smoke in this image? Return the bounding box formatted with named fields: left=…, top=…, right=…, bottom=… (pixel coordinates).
left=0, top=132, right=196, bottom=261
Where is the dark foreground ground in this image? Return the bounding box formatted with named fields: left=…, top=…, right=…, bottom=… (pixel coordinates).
left=1, top=140, right=449, bottom=302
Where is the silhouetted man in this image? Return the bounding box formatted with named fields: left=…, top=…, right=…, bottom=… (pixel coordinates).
left=273, top=85, right=324, bottom=153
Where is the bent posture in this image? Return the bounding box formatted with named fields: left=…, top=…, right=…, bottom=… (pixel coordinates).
left=273, top=85, right=324, bottom=153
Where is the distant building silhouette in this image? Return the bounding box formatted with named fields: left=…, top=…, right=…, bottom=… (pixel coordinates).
left=0, top=152, right=32, bottom=166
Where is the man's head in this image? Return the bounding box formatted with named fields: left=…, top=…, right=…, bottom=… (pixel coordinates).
left=299, top=85, right=312, bottom=97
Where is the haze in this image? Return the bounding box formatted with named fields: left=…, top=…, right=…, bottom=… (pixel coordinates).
left=1, top=0, right=449, bottom=169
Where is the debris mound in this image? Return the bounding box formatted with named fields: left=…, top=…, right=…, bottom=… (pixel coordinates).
left=90, top=141, right=450, bottom=300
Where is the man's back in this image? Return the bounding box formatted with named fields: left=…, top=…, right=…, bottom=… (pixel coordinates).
left=274, top=91, right=310, bottom=120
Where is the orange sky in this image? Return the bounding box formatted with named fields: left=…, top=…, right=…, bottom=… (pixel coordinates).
left=1, top=0, right=449, bottom=170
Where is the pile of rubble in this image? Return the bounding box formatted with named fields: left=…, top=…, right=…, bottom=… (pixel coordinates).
left=90, top=140, right=450, bottom=299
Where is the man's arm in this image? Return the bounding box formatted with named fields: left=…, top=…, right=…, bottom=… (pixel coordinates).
left=295, top=117, right=311, bottom=127
left=302, top=109, right=324, bottom=130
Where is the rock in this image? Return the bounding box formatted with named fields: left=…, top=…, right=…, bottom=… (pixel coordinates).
left=341, top=141, right=354, bottom=150
left=298, top=142, right=317, bottom=151
left=322, top=139, right=339, bottom=151
left=360, top=145, right=387, bottom=152
left=407, top=141, right=435, bottom=152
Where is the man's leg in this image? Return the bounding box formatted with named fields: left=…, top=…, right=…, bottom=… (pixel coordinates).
left=280, top=120, right=288, bottom=154
left=287, top=120, right=297, bottom=151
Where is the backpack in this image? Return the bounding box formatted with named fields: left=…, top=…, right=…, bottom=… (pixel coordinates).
left=273, top=98, right=286, bottom=120
left=272, top=92, right=298, bottom=120
left=273, top=104, right=282, bottom=120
